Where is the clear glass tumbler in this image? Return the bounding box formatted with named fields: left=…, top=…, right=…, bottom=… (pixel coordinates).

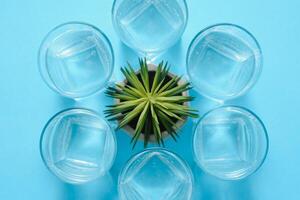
left=193, top=106, right=268, bottom=180
left=112, top=0, right=188, bottom=57
left=118, top=148, right=193, bottom=200
left=187, top=24, right=263, bottom=101
left=40, top=108, right=117, bottom=184
left=38, top=22, right=114, bottom=99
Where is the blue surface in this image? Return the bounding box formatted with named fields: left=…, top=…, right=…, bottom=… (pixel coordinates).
left=1, top=0, right=300, bottom=199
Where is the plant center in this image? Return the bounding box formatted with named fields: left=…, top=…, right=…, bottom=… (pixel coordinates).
left=146, top=93, right=156, bottom=104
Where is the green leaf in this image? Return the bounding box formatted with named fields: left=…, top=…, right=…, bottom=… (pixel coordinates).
left=105, top=98, right=146, bottom=114
left=152, top=74, right=167, bottom=94
left=105, top=93, right=136, bottom=101
left=150, top=104, right=162, bottom=140
left=154, top=103, right=184, bottom=121
left=143, top=114, right=152, bottom=148
left=152, top=123, right=161, bottom=145
left=158, top=82, right=190, bottom=97
left=160, top=102, right=192, bottom=111
left=157, top=75, right=181, bottom=94
left=156, top=109, right=178, bottom=141
left=151, top=62, right=163, bottom=94
left=140, top=58, right=150, bottom=92
left=121, top=66, right=146, bottom=95
left=115, top=84, right=142, bottom=98
left=118, top=101, right=146, bottom=128
left=131, top=102, right=150, bottom=147
left=156, top=96, right=194, bottom=103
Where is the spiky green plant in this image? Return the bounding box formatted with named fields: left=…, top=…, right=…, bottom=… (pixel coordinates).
left=105, top=58, right=198, bottom=148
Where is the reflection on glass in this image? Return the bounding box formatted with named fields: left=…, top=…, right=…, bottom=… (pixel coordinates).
left=40, top=108, right=117, bottom=184
left=187, top=24, right=262, bottom=101
left=39, top=22, right=114, bottom=98
left=118, top=148, right=193, bottom=200
left=193, top=106, right=268, bottom=180
left=112, top=0, right=188, bottom=58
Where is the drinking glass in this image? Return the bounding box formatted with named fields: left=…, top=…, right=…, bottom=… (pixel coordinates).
left=112, top=0, right=188, bottom=58
left=193, top=106, right=269, bottom=180
left=187, top=24, right=263, bottom=101
left=118, top=148, right=193, bottom=200
left=40, top=108, right=117, bottom=184
left=38, top=22, right=114, bottom=99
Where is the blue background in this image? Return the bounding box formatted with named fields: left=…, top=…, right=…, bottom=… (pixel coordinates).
left=1, top=0, right=300, bottom=199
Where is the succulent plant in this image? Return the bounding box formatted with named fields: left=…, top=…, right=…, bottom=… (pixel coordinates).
left=105, top=58, right=198, bottom=148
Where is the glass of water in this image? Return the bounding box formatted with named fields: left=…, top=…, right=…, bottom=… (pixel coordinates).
left=40, top=108, right=117, bottom=184
left=187, top=23, right=263, bottom=101
left=38, top=22, right=114, bottom=99
left=118, top=148, right=193, bottom=200
left=193, top=106, right=269, bottom=180
left=112, top=0, right=188, bottom=58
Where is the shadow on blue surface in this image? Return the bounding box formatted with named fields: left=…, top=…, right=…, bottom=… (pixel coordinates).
left=118, top=43, right=140, bottom=69
left=160, top=40, right=185, bottom=70
left=61, top=173, right=118, bottom=200
left=118, top=39, right=184, bottom=69
left=192, top=164, right=255, bottom=200
left=227, top=92, right=254, bottom=109
left=55, top=95, right=76, bottom=110
left=53, top=89, right=114, bottom=114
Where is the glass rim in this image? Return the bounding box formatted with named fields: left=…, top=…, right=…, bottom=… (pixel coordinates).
left=39, top=107, right=117, bottom=184
left=111, top=0, right=189, bottom=54
left=192, top=105, right=269, bottom=180
left=186, top=23, right=263, bottom=101
left=38, top=21, right=115, bottom=99
left=118, top=147, right=194, bottom=199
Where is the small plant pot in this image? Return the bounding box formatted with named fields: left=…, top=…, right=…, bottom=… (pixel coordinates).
left=116, top=64, right=188, bottom=143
